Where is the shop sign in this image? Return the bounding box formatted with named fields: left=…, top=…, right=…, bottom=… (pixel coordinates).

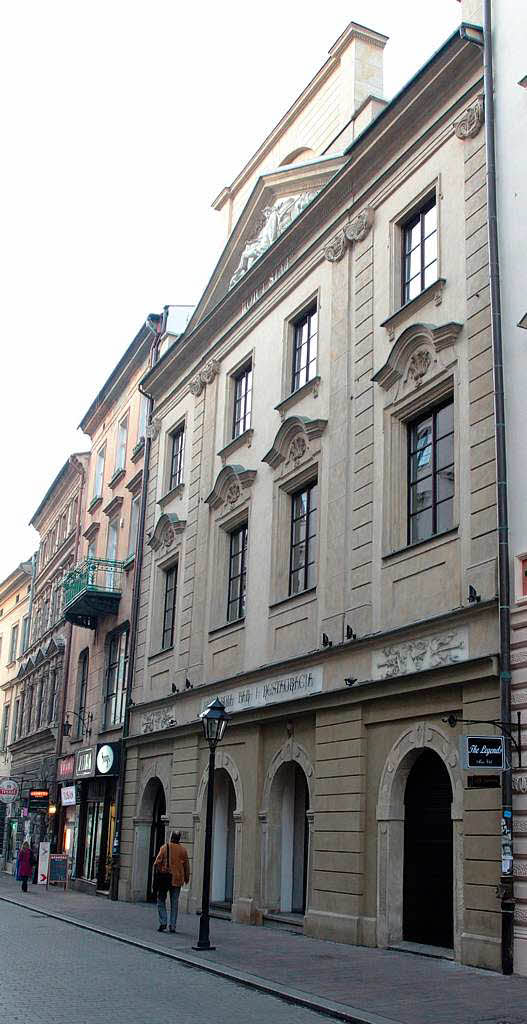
left=462, top=735, right=505, bottom=770
left=75, top=746, right=96, bottom=779
left=38, top=841, right=50, bottom=884
left=0, top=778, right=19, bottom=803
left=61, top=785, right=77, bottom=806
left=57, top=755, right=75, bottom=780
left=28, top=789, right=50, bottom=814
left=199, top=667, right=324, bottom=717
left=96, top=743, right=120, bottom=777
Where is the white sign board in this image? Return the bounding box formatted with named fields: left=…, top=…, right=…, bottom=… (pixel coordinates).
left=38, top=841, right=50, bottom=885
left=61, top=785, right=77, bottom=806
left=200, top=667, right=323, bottom=717
left=0, top=778, right=19, bottom=803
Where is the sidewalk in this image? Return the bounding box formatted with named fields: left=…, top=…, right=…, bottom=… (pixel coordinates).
left=1, top=874, right=526, bottom=1024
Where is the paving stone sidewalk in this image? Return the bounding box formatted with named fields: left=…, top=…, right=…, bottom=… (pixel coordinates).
left=1, top=873, right=526, bottom=1024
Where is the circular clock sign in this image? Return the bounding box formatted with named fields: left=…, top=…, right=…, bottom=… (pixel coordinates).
left=96, top=745, right=114, bottom=775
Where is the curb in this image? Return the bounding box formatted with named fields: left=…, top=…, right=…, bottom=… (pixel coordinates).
left=0, top=893, right=399, bottom=1024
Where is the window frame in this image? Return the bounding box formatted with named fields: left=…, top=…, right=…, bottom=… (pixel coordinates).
left=115, top=414, right=129, bottom=473
left=289, top=480, right=318, bottom=596
left=93, top=445, right=106, bottom=499
left=9, top=624, right=19, bottom=663
left=407, top=398, right=454, bottom=545
left=291, top=304, right=318, bottom=394
left=76, top=650, right=89, bottom=738
left=169, top=425, right=185, bottom=492
left=0, top=703, right=10, bottom=750
left=227, top=524, right=248, bottom=622
left=13, top=697, right=21, bottom=741
left=137, top=393, right=149, bottom=442
left=47, top=669, right=58, bottom=725
left=161, top=564, right=177, bottom=650
left=128, top=494, right=141, bottom=558
left=232, top=362, right=253, bottom=440
left=103, top=626, right=129, bottom=729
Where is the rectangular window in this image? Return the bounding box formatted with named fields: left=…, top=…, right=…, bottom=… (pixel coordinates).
left=76, top=651, right=89, bottom=738
left=292, top=306, right=318, bottom=393
left=13, top=697, right=20, bottom=741
left=106, top=518, right=119, bottom=588
left=116, top=416, right=128, bottom=472
left=94, top=446, right=106, bottom=499
left=162, top=566, right=177, bottom=649
left=402, top=197, right=438, bottom=304
left=227, top=526, right=248, bottom=622
left=9, top=624, right=19, bottom=663
left=87, top=540, right=97, bottom=561
left=232, top=363, right=252, bottom=439
left=36, top=679, right=44, bottom=730
left=26, top=686, right=34, bottom=734
left=47, top=669, right=58, bottom=725
left=289, top=482, right=318, bottom=595
left=0, top=704, right=9, bottom=750
left=128, top=495, right=141, bottom=558
left=169, top=427, right=185, bottom=490
left=21, top=615, right=30, bottom=653
left=104, top=628, right=129, bottom=728
left=137, top=393, right=148, bottom=441
left=408, top=399, right=454, bottom=544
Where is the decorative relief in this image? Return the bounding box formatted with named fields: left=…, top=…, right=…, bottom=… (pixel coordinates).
left=434, top=287, right=443, bottom=307
left=454, top=97, right=484, bottom=140
left=189, top=375, right=204, bottom=397
left=344, top=207, right=374, bottom=244
left=141, top=704, right=178, bottom=734
left=145, top=417, right=161, bottom=440
left=225, top=483, right=241, bottom=507
left=405, top=349, right=432, bottom=388
left=373, top=628, right=468, bottom=680
left=229, top=190, right=320, bottom=289
left=323, top=230, right=347, bottom=263
left=148, top=513, right=186, bottom=552
left=513, top=775, right=527, bottom=794
left=205, top=465, right=257, bottom=511
left=160, top=524, right=175, bottom=551
left=200, top=358, right=219, bottom=385
left=287, top=436, right=308, bottom=466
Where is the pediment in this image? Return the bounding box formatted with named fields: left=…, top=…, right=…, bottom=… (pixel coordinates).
left=372, top=322, right=463, bottom=392
left=189, top=155, right=345, bottom=330
left=263, top=416, right=328, bottom=470
left=18, top=658, right=33, bottom=679
left=205, top=465, right=257, bottom=511
left=45, top=639, right=58, bottom=658
left=34, top=649, right=44, bottom=667
left=148, top=513, right=186, bottom=553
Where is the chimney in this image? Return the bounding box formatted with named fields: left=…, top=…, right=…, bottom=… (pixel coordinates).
left=331, top=22, right=388, bottom=122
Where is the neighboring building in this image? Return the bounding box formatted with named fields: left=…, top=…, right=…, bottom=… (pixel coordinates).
left=0, top=561, right=33, bottom=865
left=120, top=20, right=504, bottom=971
left=3, top=454, right=88, bottom=866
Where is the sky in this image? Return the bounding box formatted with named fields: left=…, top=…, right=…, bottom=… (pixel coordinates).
left=0, top=1, right=463, bottom=581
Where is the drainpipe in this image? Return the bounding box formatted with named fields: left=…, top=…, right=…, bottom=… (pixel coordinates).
left=482, top=0, right=514, bottom=975
left=110, top=317, right=161, bottom=900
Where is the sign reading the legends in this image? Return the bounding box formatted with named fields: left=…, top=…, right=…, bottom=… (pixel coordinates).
left=200, top=668, right=323, bottom=717
left=462, top=735, right=505, bottom=771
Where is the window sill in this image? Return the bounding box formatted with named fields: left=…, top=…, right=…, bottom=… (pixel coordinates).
left=208, top=616, right=245, bottom=637
left=126, top=469, right=143, bottom=495
left=108, top=468, right=126, bottom=489
left=382, top=526, right=458, bottom=562
left=381, top=278, right=446, bottom=335
left=123, top=554, right=135, bottom=572
left=269, top=586, right=317, bottom=611
left=88, top=495, right=103, bottom=514
left=148, top=646, right=174, bottom=661
left=131, top=438, right=145, bottom=463
left=158, top=483, right=184, bottom=509
left=218, top=429, right=254, bottom=463
left=98, top=724, right=123, bottom=738
left=275, top=376, right=321, bottom=417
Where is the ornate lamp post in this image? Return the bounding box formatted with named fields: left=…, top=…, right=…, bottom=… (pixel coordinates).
left=194, top=698, right=229, bottom=951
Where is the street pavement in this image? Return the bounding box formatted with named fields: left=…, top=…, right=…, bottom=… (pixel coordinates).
left=1, top=873, right=527, bottom=1024
left=0, top=899, right=341, bottom=1024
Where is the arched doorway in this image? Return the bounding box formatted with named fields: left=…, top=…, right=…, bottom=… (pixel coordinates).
left=211, top=768, right=236, bottom=909
left=403, top=749, right=453, bottom=948
left=144, top=778, right=167, bottom=902
left=270, top=761, right=309, bottom=914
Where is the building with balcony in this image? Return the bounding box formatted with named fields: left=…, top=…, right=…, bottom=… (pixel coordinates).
left=118, top=18, right=506, bottom=971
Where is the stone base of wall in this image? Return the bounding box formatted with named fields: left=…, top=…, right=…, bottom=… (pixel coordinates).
left=514, top=927, right=527, bottom=976
left=460, top=931, right=501, bottom=972
left=232, top=896, right=259, bottom=924
left=304, top=909, right=376, bottom=947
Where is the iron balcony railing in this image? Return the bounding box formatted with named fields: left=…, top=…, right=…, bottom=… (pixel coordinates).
left=63, top=558, right=125, bottom=609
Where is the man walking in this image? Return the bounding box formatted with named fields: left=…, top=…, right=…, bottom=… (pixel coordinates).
left=153, top=830, right=190, bottom=933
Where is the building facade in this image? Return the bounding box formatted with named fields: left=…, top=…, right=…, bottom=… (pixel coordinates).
left=118, top=21, right=505, bottom=971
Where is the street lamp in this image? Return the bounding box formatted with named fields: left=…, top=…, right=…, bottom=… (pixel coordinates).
left=63, top=710, right=93, bottom=739
left=194, top=698, right=230, bottom=951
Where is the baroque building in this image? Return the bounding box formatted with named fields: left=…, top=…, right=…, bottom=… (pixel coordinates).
left=118, top=19, right=505, bottom=971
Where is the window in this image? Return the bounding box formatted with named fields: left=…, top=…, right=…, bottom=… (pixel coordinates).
left=104, top=628, right=129, bottom=728
left=36, top=679, right=44, bottom=730
left=47, top=669, right=58, bottom=725
left=87, top=540, right=97, bottom=561
left=0, top=704, right=9, bottom=750
left=9, top=624, right=19, bottom=663
left=26, top=686, right=34, bottom=733
left=21, top=615, right=30, bottom=653
left=227, top=526, right=248, bottom=621
left=292, top=306, right=318, bottom=393
left=162, top=566, right=177, bottom=649
left=106, top=518, right=119, bottom=588
left=19, top=691, right=25, bottom=736
left=116, top=415, right=128, bottom=472
left=232, top=364, right=252, bottom=439
left=0, top=635, right=2, bottom=661
left=13, top=697, right=21, bottom=741
left=402, top=197, right=438, bottom=304
left=169, top=426, right=185, bottom=491
left=408, top=399, right=454, bottom=543
left=93, top=446, right=106, bottom=499
left=289, top=482, right=318, bottom=595
left=76, top=651, right=89, bottom=738
left=128, top=495, right=140, bottom=558
left=137, top=393, right=148, bottom=441
left=42, top=596, right=50, bottom=634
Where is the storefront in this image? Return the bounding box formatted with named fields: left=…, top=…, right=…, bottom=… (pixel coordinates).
left=72, top=742, right=120, bottom=892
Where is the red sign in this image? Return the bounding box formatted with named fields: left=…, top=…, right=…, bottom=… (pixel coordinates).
left=58, top=755, right=75, bottom=780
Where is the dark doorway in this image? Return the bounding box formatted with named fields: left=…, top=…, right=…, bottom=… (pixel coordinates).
left=403, top=749, right=453, bottom=947
left=147, top=781, right=166, bottom=902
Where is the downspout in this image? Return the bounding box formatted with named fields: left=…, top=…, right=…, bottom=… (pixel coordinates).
left=110, top=320, right=160, bottom=900
left=482, top=0, right=514, bottom=975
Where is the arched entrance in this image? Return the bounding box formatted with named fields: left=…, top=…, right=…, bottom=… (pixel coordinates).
left=270, top=761, right=309, bottom=914
left=144, top=778, right=166, bottom=901
left=403, top=749, right=453, bottom=947
left=211, top=768, right=236, bottom=909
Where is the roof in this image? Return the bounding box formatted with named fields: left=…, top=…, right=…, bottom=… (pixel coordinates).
left=0, top=561, right=33, bottom=602
left=79, top=321, right=154, bottom=436
left=29, top=453, right=89, bottom=528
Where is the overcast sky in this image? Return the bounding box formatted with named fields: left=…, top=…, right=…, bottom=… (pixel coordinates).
left=0, top=1, right=462, bottom=581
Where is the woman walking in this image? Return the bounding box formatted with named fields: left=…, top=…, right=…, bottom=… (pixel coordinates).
left=153, top=830, right=190, bottom=933
left=17, top=841, right=32, bottom=893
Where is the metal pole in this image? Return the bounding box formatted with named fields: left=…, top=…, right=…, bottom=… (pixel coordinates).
left=194, top=745, right=216, bottom=951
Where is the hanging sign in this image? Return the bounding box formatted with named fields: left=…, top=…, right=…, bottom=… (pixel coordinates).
left=96, top=742, right=120, bottom=776
left=61, top=785, right=77, bottom=806
left=75, top=746, right=96, bottom=779
left=28, top=789, right=50, bottom=813
left=462, top=735, right=505, bottom=770
left=38, top=841, right=50, bottom=884
left=57, top=755, right=75, bottom=780
left=0, top=779, right=19, bottom=803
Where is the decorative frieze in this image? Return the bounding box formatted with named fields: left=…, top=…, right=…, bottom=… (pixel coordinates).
left=513, top=775, right=527, bottom=794
left=405, top=349, right=433, bottom=388
left=141, top=705, right=178, bottom=734
left=323, top=230, right=347, bottom=263
left=323, top=209, right=374, bottom=263
left=454, top=97, right=484, bottom=139
left=373, top=627, right=469, bottom=680
left=145, top=417, right=162, bottom=440
left=148, top=513, right=186, bottom=553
